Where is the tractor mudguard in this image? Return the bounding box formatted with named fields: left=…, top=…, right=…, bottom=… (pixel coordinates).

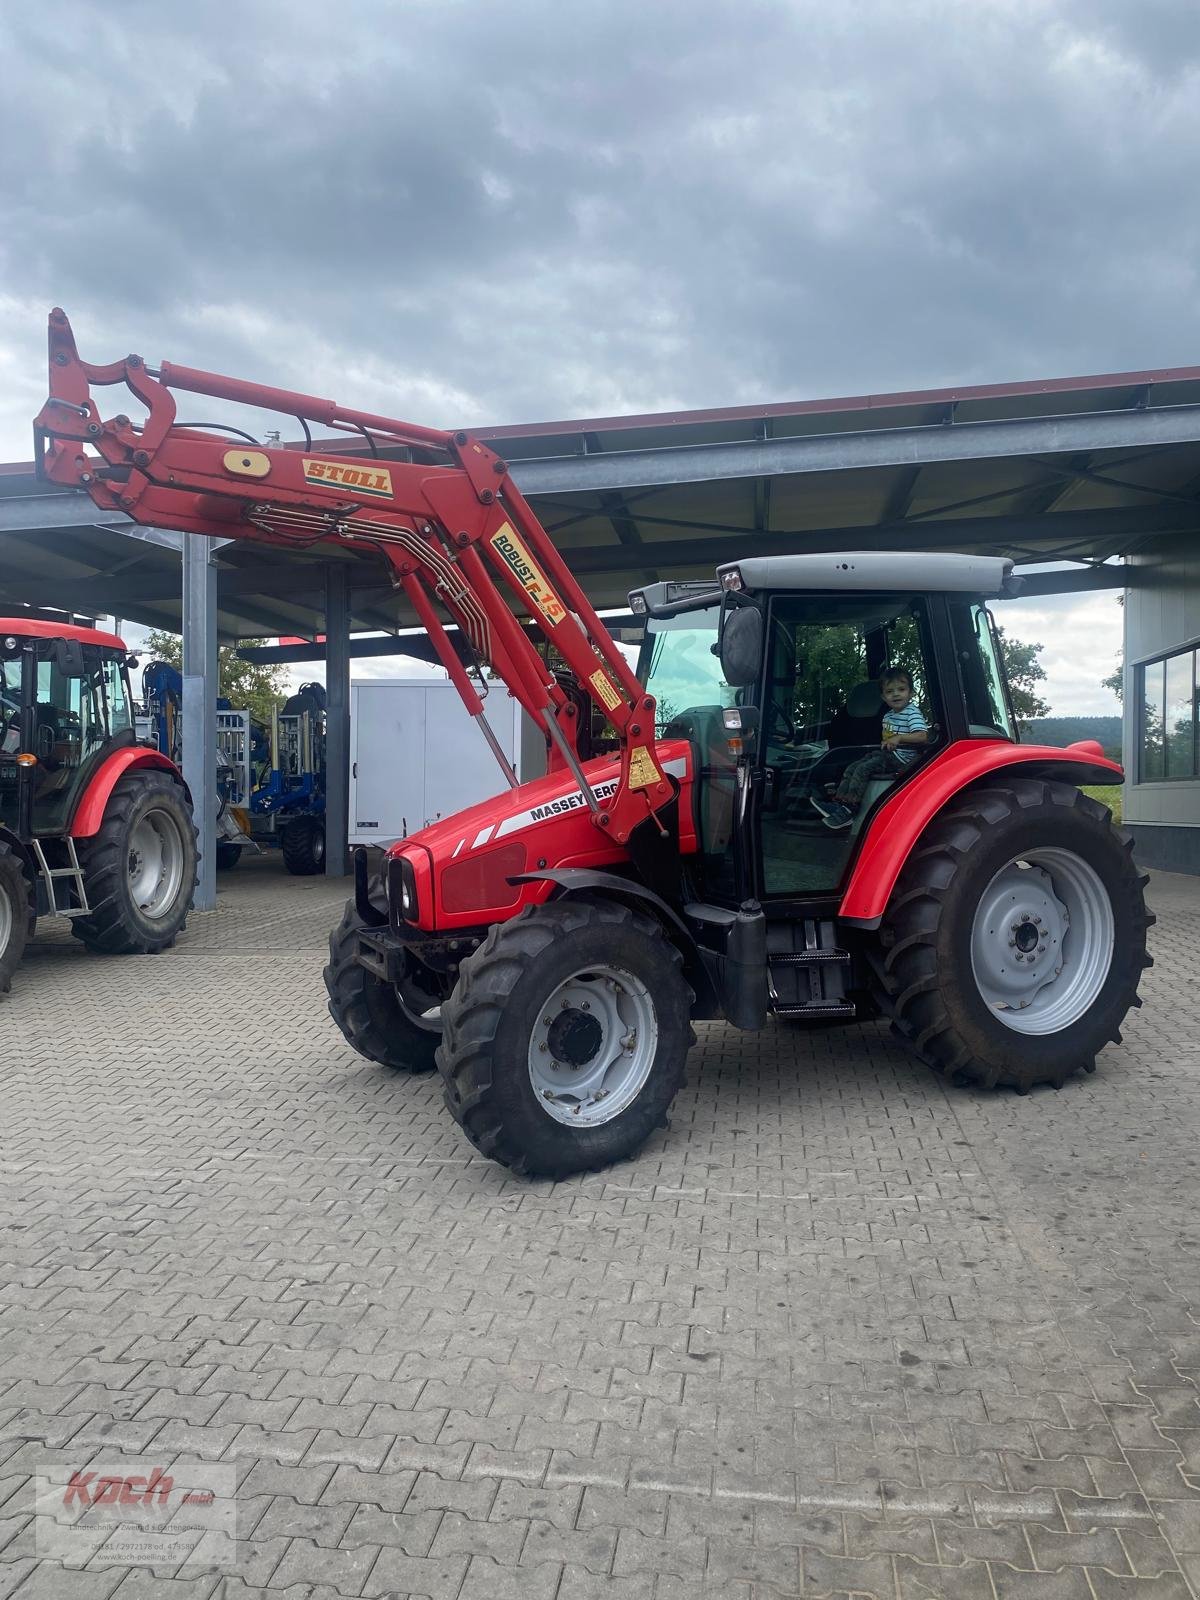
left=838, top=739, right=1123, bottom=927
left=511, top=867, right=721, bottom=1018
left=70, top=748, right=192, bottom=839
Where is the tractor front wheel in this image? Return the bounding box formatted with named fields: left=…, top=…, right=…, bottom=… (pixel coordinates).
left=437, top=900, right=695, bottom=1178
left=0, top=842, right=32, bottom=996
left=324, top=901, right=441, bottom=1072
left=874, top=779, right=1152, bottom=1091
left=71, top=773, right=198, bottom=955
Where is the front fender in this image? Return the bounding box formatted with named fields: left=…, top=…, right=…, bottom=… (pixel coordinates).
left=838, top=741, right=1123, bottom=927
left=71, top=748, right=191, bottom=838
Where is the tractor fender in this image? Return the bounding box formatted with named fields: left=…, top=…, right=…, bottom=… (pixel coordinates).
left=510, top=867, right=717, bottom=1013
left=838, top=740, right=1123, bottom=928
left=70, top=748, right=192, bottom=839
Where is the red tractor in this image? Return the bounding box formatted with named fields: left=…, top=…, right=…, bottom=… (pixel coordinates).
left=0, top=617, right=198, bottom=995
left=36, top=311, right=1151, bottom=1176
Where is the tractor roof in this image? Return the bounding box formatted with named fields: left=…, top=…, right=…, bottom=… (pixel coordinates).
left=722, top=551, right=1016, bottom=596
left=0, top=618, right=126, bottom=651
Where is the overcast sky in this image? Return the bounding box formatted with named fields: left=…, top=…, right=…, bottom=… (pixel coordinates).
left=4, top=0, right=1196, bottom=711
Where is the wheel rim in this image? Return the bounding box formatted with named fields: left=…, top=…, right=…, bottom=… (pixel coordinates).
left=970, top=848, right=1115, bottom=1036
left=528, top=963, right=658, bottom=1128
left=395, top=971, right=441, bottom=1034
left=0, top=881, right=12, bottom=956
left=313, top=829, right=325, bottom=864
left=127, top=807, right=187, bottom=919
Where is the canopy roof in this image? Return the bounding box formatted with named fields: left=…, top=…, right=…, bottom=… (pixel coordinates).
left=2, top=363, right=1199, bottom=641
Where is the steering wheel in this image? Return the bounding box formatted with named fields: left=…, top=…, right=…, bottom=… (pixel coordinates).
left=767, top=699, right=796, bottom=745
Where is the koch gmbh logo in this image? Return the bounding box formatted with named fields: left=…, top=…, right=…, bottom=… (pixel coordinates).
left=35, top=1460, right=235, bottom=1568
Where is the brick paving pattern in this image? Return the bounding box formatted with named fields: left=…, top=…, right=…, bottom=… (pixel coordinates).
left=0, top=853, right=1198, bottom=1598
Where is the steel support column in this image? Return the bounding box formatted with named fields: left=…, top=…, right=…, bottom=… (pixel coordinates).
left=182, top=534, right=218, bottom=911
left=324, top=563, right=351, bottom=877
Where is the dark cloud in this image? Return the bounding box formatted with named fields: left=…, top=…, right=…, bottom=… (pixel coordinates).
left=2, top=0, right=1199, bottom=456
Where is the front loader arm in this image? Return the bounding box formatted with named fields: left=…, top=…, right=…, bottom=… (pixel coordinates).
left=35, top=308, right=671, bottom=846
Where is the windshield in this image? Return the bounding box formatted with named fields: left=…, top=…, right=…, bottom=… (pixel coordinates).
left=637, top=607, right=730, bottom=733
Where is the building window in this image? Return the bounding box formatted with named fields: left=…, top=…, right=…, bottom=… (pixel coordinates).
left=1138, top=646, right=1199, bottom=781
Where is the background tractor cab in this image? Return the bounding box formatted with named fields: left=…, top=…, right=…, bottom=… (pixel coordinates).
left=0, top=620, right=197, bottom=997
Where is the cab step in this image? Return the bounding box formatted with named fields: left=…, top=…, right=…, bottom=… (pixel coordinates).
left=768, top=920, right=855, bottom=1020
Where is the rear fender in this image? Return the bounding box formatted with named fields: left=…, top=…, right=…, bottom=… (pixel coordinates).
left=838, top=741, right=1123, bottom=928
left=70, top=749, right=191, bottom=838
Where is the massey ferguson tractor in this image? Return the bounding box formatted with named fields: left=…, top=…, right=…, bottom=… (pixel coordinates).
left=35, top=310, right=1152, bottom=1176
left=0, top=615, right=197, bottom=996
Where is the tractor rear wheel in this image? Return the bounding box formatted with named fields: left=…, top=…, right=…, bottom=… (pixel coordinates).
left=437, top=900, right=695, bottom=1178
left=873, top=779, right=1152, bottom=1092
left=324, top=900, right=441, bottom=1071
left=283, top=816, right=325, bottom=876
left=71, top=773, right=197, bottom=955
left=0, top=842, right=32, bottom=996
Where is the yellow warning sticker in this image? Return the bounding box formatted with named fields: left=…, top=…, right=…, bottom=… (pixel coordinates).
left=489, top=522, right=568, bottom=627
left=628, top=745, right=660, bottom=789
left=589, top=668, right=623, bottom=712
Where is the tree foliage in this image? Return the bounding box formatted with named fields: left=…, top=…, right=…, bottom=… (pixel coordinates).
left=142, top=630, right=289, bottom=727
left=995, top=627, right=1051, bottom=723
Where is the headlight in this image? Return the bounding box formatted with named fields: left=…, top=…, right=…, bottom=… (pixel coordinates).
left=628, top=591, right=648, bottom=615
left=720, top=569, right=743, bottom=592
left=388, top=854, right=419, bottom=923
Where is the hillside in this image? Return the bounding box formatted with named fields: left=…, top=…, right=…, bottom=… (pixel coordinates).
left=1023, top=716, right=1122, bottom=762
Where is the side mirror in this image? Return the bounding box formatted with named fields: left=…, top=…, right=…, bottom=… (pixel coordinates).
left=717, top=605, right=763, bottom=688
left=52, top=638, right=86, bottom=677
left=126, top=654, right=140, bottom=670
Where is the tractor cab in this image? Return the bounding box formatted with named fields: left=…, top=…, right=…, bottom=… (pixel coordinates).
left=0, top=620, right=138, bottom=846
left=634, top=552, right=1022, bottom=906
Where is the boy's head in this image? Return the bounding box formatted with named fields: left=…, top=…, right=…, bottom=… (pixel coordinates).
left=880, top=668, right=913, bottom=710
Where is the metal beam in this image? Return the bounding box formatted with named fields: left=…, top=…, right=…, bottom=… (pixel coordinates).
left=1012, top=564, right=1142, bottom=596
left=181, top=535, right=218, bottom=912
left=324, top=563, right=351, bottom=878
left=507, top=405, right=1200, bottom=496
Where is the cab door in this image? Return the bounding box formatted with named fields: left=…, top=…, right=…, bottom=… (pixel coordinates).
left=31, top=645, right=133, bottom=834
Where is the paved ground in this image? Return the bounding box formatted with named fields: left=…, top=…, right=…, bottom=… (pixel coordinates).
left=1, top=853, right=1198, bottom=1599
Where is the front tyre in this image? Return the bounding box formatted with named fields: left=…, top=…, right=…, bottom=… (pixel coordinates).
left=874, top=780, right=1152, bottom=1091
left=72, top=773, right=198, bottom=955
left=323, top=900, right=441, bottom=1072
left=0, top=843, right=32, bottom=996
left=438, top=900, right=695, bottom=1178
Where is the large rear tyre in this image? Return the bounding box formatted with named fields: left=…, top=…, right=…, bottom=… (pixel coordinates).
left=0, top=843, right=32, bottom=996
left=323, top=900, right=441, bottom=1072
left=437, top=900, right=695, bottom=1178
left=872, top=780, right=1152, bottom=1091
left=282, top=816, right=325, bottom=876
left=71, top=773, right=198, bottom=955
left=216, top=843, right=243, bottom=871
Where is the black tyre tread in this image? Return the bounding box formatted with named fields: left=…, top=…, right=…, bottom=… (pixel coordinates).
left=216, top=843, right=243, bottom=871
left=437, top=899, right=696, bottom=1179
left=872, top=782, right=1151, bottom=1093
left=0, top=842, right=33, bottom=996
left=282, top=818, right=325, bottom=876
left=322, top=900, right=439, bottom=1072
left=71, top=773, right=197, bottom=955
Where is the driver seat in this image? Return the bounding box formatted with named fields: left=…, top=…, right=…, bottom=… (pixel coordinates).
left=827, top=681, right=884, bottom=746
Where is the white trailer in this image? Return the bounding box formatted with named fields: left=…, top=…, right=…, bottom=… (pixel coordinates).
left=349, top=678, right=543, bottom=847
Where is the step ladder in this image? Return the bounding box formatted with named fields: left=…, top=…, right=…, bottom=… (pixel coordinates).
left=31, top=838, right=90, bottom=916
left=768, top=919, right=855, bottom=1020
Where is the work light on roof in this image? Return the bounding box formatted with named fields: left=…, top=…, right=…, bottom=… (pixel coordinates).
left=720, top=569, right=743, bottom=591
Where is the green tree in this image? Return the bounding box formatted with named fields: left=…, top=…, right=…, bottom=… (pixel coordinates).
left=1101, top=650, right=1124, bottom=704
left=996, top=627, right=1051, bottom=724
left=142, top=630, right=289, bottom=727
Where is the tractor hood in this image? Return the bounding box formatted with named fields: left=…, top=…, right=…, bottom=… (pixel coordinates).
left=385, top=738, right=695, bottom=932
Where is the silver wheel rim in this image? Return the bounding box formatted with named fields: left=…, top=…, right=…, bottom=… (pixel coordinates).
left=128, top=807, right=187, bottom=919
left=0, top=881, right=12, bottom=956
left=396, top=972, right=441, bottom=1034
left=970, top=848, right=1115, bottom=1035
left=528, top=963, right=658, bottom=1128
